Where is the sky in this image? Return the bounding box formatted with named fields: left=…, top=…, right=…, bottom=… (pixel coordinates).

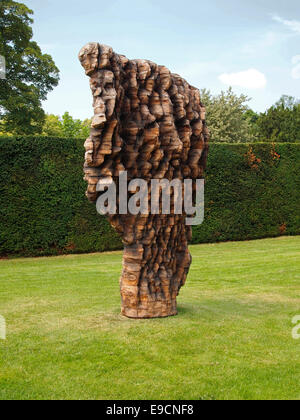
left=23, top=0, right=300, bottom=120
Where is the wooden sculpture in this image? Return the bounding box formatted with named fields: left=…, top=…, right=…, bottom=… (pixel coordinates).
left=79, top=43, right=209, bottom=318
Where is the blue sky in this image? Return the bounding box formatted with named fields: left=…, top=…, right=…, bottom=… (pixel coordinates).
left=24, top=0, right=300, bottom=119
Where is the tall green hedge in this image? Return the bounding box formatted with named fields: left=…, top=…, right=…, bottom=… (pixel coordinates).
left=0, top=137, right=121, bottom=257
left=193, top=143, right=300, bottom=243
left=0, top=137, right=299, bottom=257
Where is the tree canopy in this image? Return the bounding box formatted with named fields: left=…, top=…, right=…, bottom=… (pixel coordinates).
left=200, top=87, right=257, bottom=143
left=42, top=112, right=91, bottom=138
left=200, top=89, right=300, bottom=143
left=256, top=95, right=300, bottom=143
left=0, top=0, right=59, bottom=134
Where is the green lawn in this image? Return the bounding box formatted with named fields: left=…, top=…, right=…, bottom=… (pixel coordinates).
left=0, top=236, right=299, bottom=400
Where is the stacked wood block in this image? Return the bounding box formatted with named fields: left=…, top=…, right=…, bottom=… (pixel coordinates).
left=79, top=43, right=209, bottom=318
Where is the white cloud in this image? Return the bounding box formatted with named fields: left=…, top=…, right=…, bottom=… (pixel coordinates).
left=241, top=30, right=294, bottom=58
left=291, top=55, right=300, bottom=79
left=242, top=32, right=277, bottom=56
left=272, top=15, right=300, bottom=34
left=292, top=55, right=300, bottom=65
left=218, top=69, right=267, bottom=89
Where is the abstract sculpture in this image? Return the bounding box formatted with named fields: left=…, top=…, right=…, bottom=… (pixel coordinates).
left=79, top=43, right=209, bottom=319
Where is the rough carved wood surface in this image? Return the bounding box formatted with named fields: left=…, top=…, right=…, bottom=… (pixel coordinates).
left=79, top=43, right=209, bottom=318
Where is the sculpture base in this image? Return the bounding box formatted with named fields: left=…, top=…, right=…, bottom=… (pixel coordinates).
left=121, top=299, right=178, bottom=319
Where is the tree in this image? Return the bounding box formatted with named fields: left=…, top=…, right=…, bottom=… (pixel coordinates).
left=275, top=95, right=300, bottom=110
left=41, top=114, right=63, bottom=137
left=257, top=95, right=300, bottom=142
left=243, top=108, right=260, bottom=139
left=0, top=1, right=59, bottom=134
left=42, top=112, right=91, bottom=138
left=80, top=119, right=91, bottom=139
left=60, top=112, right=83, bottom=138
left=0, top=119, right=12, bottom=136
left=200, top=87, right=258, bottom=142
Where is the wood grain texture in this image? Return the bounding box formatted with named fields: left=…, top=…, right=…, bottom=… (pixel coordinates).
left=79, top=43, right=209, bottom=318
